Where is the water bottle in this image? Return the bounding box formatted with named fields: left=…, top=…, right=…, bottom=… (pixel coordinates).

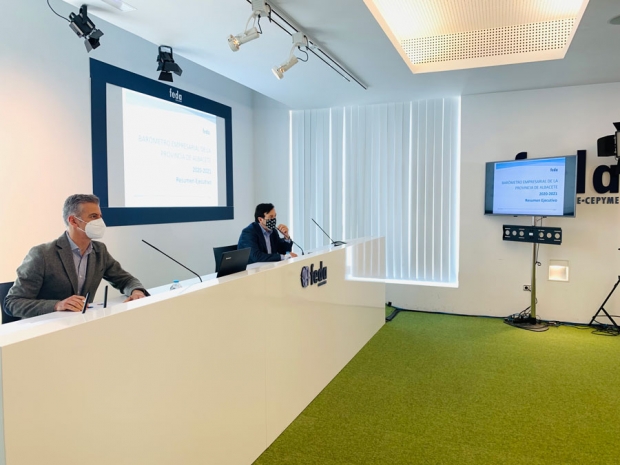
left=170, top=280, right=183, bottom=290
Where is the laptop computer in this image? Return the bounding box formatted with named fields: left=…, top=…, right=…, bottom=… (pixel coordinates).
left=217, top=247, right=251, bottom=278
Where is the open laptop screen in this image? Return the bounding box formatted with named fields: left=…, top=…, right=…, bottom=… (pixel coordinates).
left=217, top=248, right=251, bottom=278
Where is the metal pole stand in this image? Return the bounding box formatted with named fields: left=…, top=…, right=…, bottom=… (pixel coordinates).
left=588, top=276, right=620, bottom=331
left=504, top=217, right=549, bottom=332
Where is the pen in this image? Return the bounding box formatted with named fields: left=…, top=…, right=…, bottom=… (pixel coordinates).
left=82, top=292, right=90, bottom=314
left=103, top=285, right=108, bottom=309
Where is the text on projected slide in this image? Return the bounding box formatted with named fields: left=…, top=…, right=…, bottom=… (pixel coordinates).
left=493, top=158, right=566, bottom=215
left=122, top=89, right=219, bottom=208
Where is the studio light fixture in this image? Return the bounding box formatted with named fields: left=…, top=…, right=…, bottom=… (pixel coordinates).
left=235, top=0, right=365, bottom=88
left=228, top=0, right=270, bottom=52
left=156, top=45, right=183, bottom=82
left=272, top=32, right=307, bottom=80
left=272, top=55, right=298, bottom=80
left=68, top=4, right=104, bottom=52
left=597, top=122, right=620, bottom=160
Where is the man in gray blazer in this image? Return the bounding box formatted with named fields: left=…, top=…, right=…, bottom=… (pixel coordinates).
left=5, top=194, right=148, bottom=319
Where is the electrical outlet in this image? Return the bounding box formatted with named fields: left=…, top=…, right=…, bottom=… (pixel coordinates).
left=523, top=285, right=531, bottom=292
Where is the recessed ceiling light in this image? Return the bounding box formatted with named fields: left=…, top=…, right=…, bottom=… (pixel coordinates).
left=364, top=0, right=590, bottom=73
left=100, top=0, right=136, bottom=12
left=610, top=15, right=620, bottom=25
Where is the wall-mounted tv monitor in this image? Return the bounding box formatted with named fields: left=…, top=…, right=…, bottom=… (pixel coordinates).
left=484, top=155, right=577, bottom=217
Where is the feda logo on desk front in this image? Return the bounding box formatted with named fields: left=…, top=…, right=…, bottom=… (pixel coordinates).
left=300, top=262, right=327, bottom=288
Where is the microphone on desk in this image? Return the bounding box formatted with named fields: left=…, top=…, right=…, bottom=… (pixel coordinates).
left=141, top=240, right=203, bottom=282
left=275, top=228, right=304, bottom=255
left=311, top=218, right=346, bottom=246
left=81, top=292, right=90, bottom=314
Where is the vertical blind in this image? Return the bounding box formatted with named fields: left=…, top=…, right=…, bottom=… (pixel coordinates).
left=290, top=98, right=460, bottom=285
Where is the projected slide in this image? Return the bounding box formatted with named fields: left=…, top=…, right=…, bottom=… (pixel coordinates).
left=493, top=158, right=566, bottom=215
left=121, top=89, right=218, bottom=208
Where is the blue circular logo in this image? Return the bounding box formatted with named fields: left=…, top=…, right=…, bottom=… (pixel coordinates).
left=300, top=266, right=310, bottom=288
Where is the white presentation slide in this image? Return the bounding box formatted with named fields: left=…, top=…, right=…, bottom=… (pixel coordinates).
left=493, top=158, right=566, bottom=215
left=121, top=89, right=218, bottom=208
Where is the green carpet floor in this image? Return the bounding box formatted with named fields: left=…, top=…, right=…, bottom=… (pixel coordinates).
left=254, top=311, right=620, bottom=465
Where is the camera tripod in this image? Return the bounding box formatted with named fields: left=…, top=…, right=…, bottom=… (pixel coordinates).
left=588, top=275, right=620, bottom=330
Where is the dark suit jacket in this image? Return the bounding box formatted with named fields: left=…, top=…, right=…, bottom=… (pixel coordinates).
left=238, top=222, right=293, bottom=264
left=5, top=233, right=146, bottom=319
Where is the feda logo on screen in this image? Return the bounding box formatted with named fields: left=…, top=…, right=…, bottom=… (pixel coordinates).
left=515, top=149, right=619, bottom=206
left=169, top=88, right=182, bottom=102
left=300, top=262, right=327, bottom=288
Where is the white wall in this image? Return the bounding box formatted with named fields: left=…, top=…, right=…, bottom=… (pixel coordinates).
left=389, top=82, right=620, bottom=323
left=252, top=93, right=292, bottom=231
left=0, top=2, right=281, bottom=299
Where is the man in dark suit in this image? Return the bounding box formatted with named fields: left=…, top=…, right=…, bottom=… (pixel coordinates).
left=4, top=194, right=148, bottom=319
left=238, top=203, right=297, bottom=264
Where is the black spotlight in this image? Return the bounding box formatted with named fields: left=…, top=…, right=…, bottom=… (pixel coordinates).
left=69, top=5, right=104, bottom=52
left=156, top=46, right=183, bottom=82
left=597, top=122, right=620, bottom=159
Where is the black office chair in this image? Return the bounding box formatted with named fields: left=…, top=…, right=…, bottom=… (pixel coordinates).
left=213, top=244, right=238, bottom=273
left=0, top=282, right=21, bottom=324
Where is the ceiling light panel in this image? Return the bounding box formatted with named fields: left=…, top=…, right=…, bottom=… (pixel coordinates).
left=364, top=0, right=590, bottom=73
left=100, top=0, right=136, bottom=12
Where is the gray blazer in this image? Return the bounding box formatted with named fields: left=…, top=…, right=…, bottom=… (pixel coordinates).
left=5, top=233, right=147, bottom=319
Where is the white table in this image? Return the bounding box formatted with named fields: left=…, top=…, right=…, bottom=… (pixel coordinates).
left=0, top=237, right=385, bottom=465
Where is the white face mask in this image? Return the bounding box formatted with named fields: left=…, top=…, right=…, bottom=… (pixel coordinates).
left=76, top=217, right=106, bottom=240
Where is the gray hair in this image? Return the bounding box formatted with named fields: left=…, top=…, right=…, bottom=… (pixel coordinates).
left=63, top=194, right=100, bottom=226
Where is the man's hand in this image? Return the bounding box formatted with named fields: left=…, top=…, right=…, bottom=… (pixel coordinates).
left=124, top=289, right=147, bottom=303
left=55, top=295, right=87, bottom=312
left=277, top=224, right=290, bottom=239
left=290, top=252, right=298, bottom=258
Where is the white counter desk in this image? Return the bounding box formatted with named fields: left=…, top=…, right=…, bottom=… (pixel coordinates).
left=0, top=237, right=385, bottom=465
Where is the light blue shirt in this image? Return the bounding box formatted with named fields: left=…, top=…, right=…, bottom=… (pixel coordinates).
left=260, top=226, right=290, bottom=260
left=261, top=227, right=273, bottom=254
left=66, top=232, right=93, bottom=295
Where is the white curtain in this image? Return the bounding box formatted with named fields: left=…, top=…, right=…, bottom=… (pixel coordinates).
left=291, top=98, right=460, bottom=285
